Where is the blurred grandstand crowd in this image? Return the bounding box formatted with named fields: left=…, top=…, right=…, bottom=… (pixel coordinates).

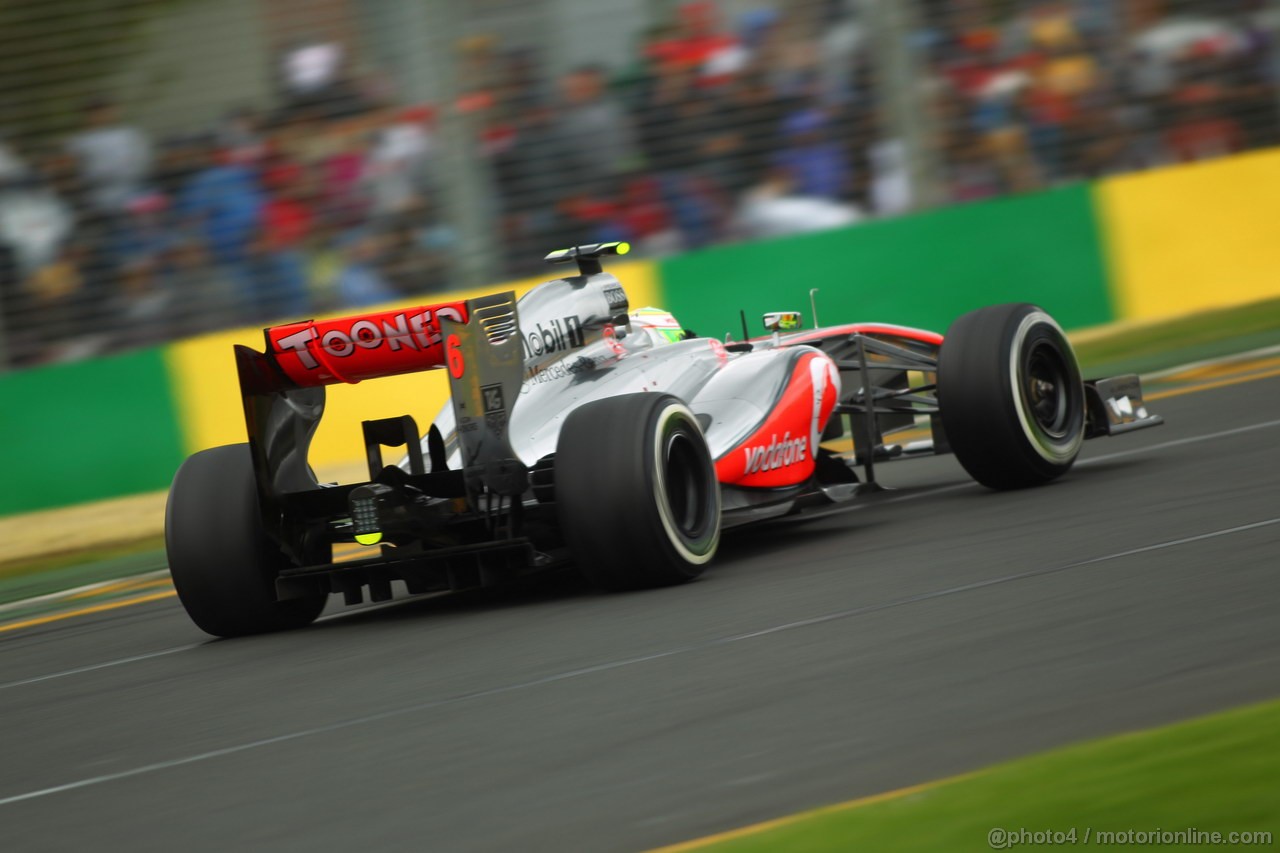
left=1, top=0, right=1277, bottom=366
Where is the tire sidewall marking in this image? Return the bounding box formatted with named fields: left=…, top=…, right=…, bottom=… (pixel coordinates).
left=651, top=403, right=721, bottom=566
left=1007, top=311, right=1084, bottom=464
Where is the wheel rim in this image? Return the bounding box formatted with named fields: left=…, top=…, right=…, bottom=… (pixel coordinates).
left=663, top=430, right=711, bottom=540
left=1022, top=341, right=1071, bottom=440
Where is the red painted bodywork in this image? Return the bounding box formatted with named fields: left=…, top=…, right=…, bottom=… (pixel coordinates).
left=715, top=352, right=840, bottom=488
left=266, top=302, right=469, bottom=387
left=780, top=323, right=944, bottom=348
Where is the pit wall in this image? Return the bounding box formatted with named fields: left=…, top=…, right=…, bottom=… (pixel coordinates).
left=2, top=149, right=1277, bottom=515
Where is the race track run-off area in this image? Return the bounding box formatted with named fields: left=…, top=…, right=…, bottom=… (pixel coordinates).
left=1, top=373, right=1278, bottom=852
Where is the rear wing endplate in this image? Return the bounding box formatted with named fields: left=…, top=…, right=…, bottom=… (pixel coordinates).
left=234, top=292, right=528, bottom=545
left=440, top=291, right=528, bottom=498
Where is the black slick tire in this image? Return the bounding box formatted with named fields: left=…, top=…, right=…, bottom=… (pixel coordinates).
left=555, top=394, right=721, bottom=590
left=166, top=444, right=326, bottom=637
left=937, top=303, right=1085, bottom=490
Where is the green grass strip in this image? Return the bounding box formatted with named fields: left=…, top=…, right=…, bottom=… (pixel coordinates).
left=699, top=698, right=1280, bottom=852
left=1073, top=296, right=1280, bottom=377
left=0, top=539, right=166, bottom=606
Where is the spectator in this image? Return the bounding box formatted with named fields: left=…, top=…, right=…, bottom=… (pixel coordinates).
left=0, top=157, right=78, bottom=363
left=276, top=39, right=374, bottom=123
left=1119, top=104, right=1173, bottom=174
left=762, top=7, right=826, bottom=99
left=637, top=62, right=703, bottom=175
left=152, top=135, right=206, bottom=202
left=114, top=191, right=177, bottom=340
left=218, top=108, right=270, bottom=169
left=317, top=129, right=369, bottom=231
left=167, top=237, right=236, bottom=337
left=634, top=62, right=731, bottom=248
left=362, top=108, right=434, bottom=219
left=1165, top=83, right=1246, bottom=161
left=0, top=168, right=74, bottom=283
left=867, top=134, right=914, bottom=217
left=556, top=65, right=640, bottom=194
left=377, top=207, right=450, bottom=297
left=16, top=241, right=92, bottom=363
left=484, top=99, right=569, bottom=273
left=176, top=137, right=264, bottom=322
left=947, top=130, right=1005, bottom=202
left=669, top=1, right=747, bottom=84
left=818, top=0, right=869, bottom=106
left=0, top=135, right=27, bottom=184
left=710, top=72, right=792, bottom=198
left=253, top=157, right=315, bottom=319
left=64, top=99, right=153, bottom=216
left=617, top=174, right=679, bottom=255
left=734, top=168, right=863, bottom=240
left=335, top=231, right=397, bottom=307
left=773, top=108, right=851, bottom=201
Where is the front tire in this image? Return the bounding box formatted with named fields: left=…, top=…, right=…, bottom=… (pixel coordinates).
left=938, top=303, right=1085, bottom=490
left=166, top=444, right=326, bottom=637
left=555, top=394, right=721, bottom=590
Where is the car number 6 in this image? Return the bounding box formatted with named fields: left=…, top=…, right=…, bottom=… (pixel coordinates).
left=446, top=334, right=465, bottom=378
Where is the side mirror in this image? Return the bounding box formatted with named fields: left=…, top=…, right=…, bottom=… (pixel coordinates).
left=762, top=311, right=802, bottom=332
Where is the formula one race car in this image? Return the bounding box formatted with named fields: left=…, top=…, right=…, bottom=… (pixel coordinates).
left=166, top=243, right=1163, bottom=637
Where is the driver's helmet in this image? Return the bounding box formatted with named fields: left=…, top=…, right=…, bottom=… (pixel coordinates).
left=630, top=307, right=686, bottom=347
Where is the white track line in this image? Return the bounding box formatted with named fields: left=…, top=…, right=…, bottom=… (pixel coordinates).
left=721, top=518, right=1280, bottom=642
left=0, top=647, right=692, bottom=808
left=1144, top=343, right=1280, bottom=379
left=1, top=515, right=1276, bottom=808
left=0, top=645, right=200, bottom=691
left=0, top=597, right=438, bottom=692
left=0, top=570, right=171, bottom=616
left=1079, top=418, right=1280, bottom=466
left=794, top=417, right=1280, bottom=524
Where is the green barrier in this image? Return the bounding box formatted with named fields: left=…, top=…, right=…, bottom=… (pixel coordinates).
left=659, top=184, right=1115, bottom=340
left=0, top=348, right=186, bottom=516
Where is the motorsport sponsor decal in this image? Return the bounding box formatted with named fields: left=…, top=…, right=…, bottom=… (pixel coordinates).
left=521, top=354, right=604, bottom=391
left=742, top=431, right=808, bottom=474
left=482, top=384, right=505, bottom=414
left=523, top=316, right=585, bottom=359
left=273, top=306, right=464, bottom=370
left=603, top=285, right=628, bottom=312
left=482, top=383, right=508, bottom=437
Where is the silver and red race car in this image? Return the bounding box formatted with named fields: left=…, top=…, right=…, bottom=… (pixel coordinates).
left=166, top=242, right=1163, bottom=637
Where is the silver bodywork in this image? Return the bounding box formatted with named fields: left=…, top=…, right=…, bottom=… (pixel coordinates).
left=415, top=268, right=835, bottom=472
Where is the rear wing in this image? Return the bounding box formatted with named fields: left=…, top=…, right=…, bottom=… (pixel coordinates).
left=261, top=301, right=470, bottom=387
left=232, top=242, right=633, bottom=561
left=246, top=239, right=631, bottom=391
left=233, top=295, right=525, bottom=554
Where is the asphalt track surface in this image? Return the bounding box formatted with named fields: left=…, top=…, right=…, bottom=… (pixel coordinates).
left=2, top=376, right=1278, bottom=852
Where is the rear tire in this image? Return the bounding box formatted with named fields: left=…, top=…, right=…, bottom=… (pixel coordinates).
left=166, top=444, right=326, bottom=637
left=555, top=394, right=721, bottom=590
left=938, top=304, right=1085, bottom=490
